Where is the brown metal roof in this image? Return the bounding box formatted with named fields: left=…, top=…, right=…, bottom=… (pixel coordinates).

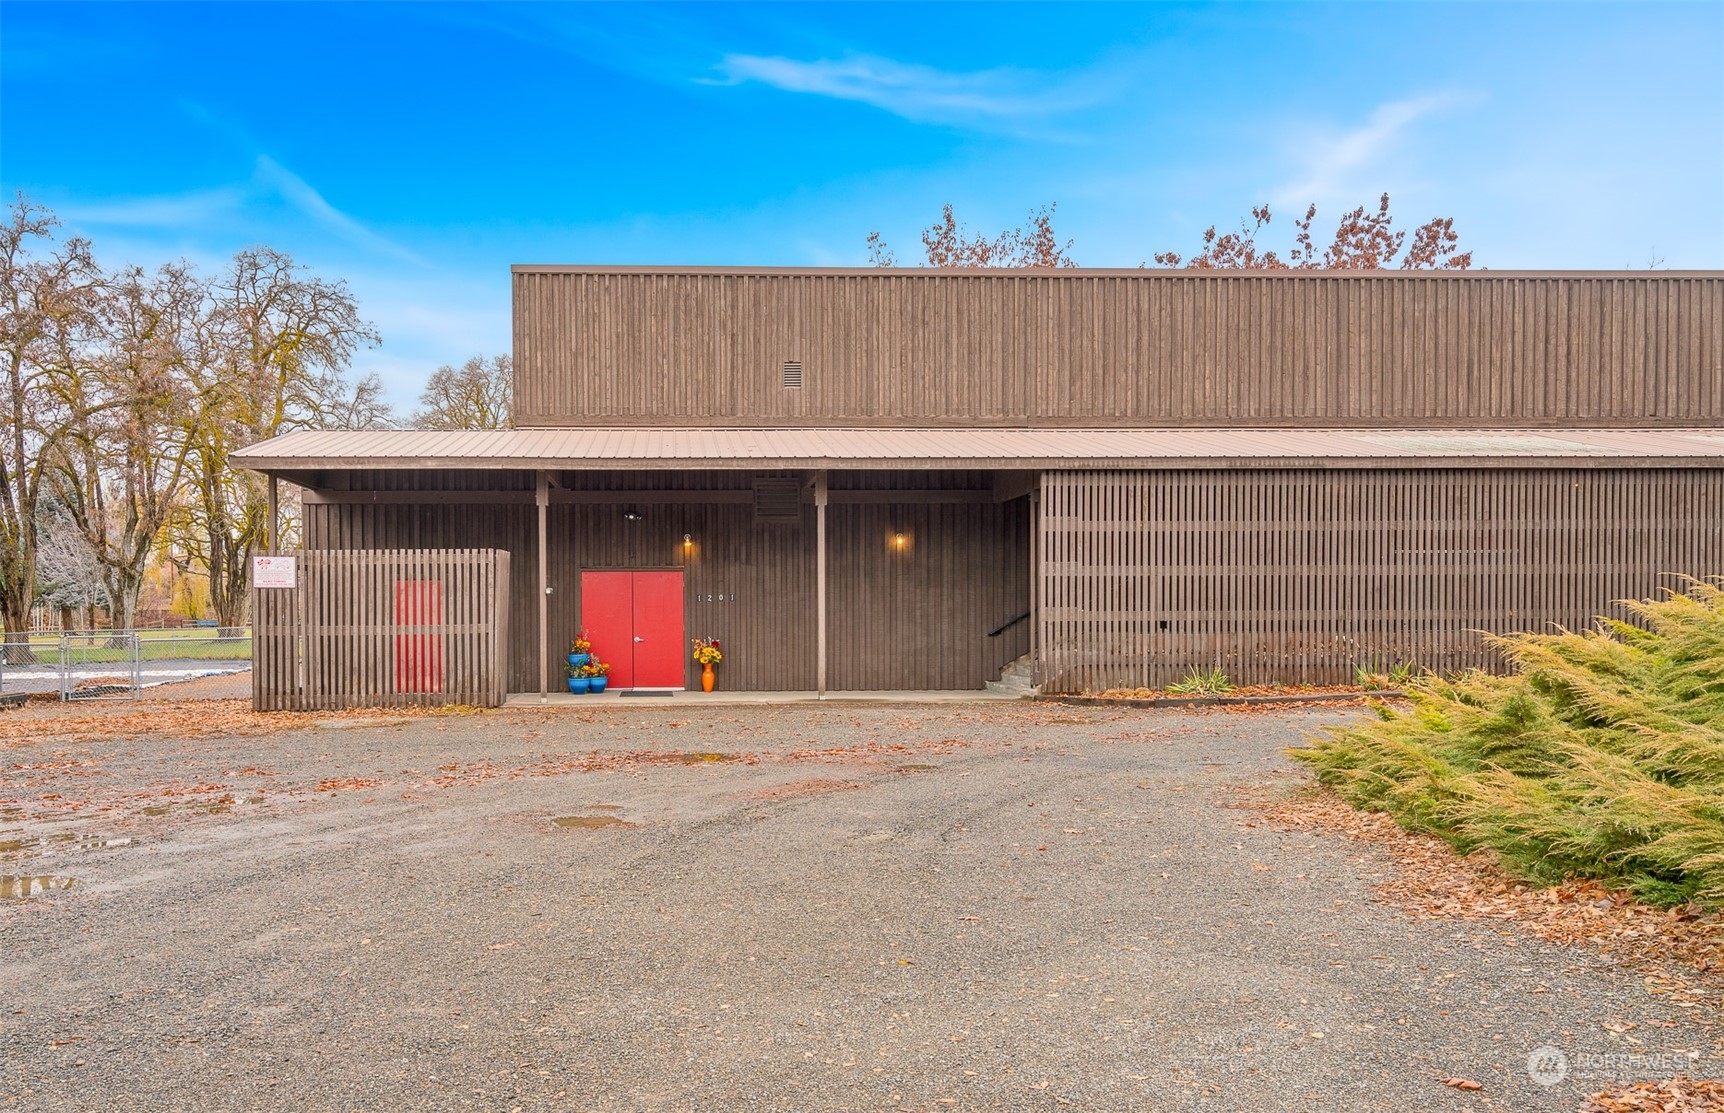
left=232, top=427, right=1724, bottom=473
left=511, top=265, right=1723, bottom=279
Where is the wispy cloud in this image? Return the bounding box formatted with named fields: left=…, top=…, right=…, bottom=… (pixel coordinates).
left=1272, top=94, right=1468, bottom=205
left=61, top=157, right=424, bottom=265
left=61, top=187, right=248, bottom=229
left=710, top=53, right=1101, bottom=126
left=251, top=157, right=424, bottom=265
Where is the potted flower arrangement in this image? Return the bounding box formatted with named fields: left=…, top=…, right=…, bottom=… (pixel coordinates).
left=589, top=659, right=610, bottom=694
left=691, top=637, right=723, bottom=692
left=566, top=657, right=591, bottom=694
left=568, top=632, right=593, bottom=669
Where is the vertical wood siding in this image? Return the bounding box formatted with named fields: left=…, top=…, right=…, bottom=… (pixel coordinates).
left=252, top=549, right=511, bottom=711
left=304, top=472, right=1031, bottom=692
left=1038, top=469, right=1724, bottom=691
left=513, top=271, right=1724, bottom=427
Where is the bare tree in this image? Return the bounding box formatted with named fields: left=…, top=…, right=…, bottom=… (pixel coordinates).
left=0, top=197, right=104, bottom=662
left=868, top=204, right=1077, bottom=268
left=1152, top=193, right=1472, bottom=270
left=185, top=247, right=380, bottom=629
left=323, top=371, right=395, bottom=432
left=35, top=496, right=105, bottom=630
left=411, top=354, right=513, bottom=430
left=50, top=262, right=204, bottom=634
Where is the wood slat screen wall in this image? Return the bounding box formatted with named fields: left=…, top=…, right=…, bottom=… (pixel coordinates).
left=252, top=549, right=512, bottom=711
left=513, top=270, right=1724, bottom=428
left=1039, top=469, right=1724, bottom=692
left=303, top=472, right=1030, bottom=692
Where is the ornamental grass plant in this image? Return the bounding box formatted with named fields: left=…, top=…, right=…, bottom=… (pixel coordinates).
left=1292, top=578, right=1724, bottom=909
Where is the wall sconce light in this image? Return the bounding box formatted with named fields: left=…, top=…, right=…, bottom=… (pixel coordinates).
left=622, top=509, right=643, bottom=522
left=891, top=532, right=909, bottom=552
left=682, top=533, right=695, bottom=553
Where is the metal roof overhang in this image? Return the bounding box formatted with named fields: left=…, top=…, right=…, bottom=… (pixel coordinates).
left=230, top=427, right=1724, bottom=474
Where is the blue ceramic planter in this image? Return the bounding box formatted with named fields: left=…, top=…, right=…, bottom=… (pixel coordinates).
left=568, top=676, right=591, bottom=694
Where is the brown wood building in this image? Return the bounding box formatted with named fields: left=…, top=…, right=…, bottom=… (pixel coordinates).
left=235, top=267, right=1724, bottom=701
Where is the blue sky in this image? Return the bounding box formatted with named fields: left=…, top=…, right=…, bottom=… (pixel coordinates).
left=4, top=2, right=1721, bottom=408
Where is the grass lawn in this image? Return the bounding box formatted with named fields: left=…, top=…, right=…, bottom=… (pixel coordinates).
left=20, top=631, right=253, bottom=662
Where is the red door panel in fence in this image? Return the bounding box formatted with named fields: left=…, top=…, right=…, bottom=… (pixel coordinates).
left=579, top=570, right=684, bottom=689
left=394, top=579, right=443, bottom=693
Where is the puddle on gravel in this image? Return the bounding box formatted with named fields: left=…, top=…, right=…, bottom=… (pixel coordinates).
left=677, top=752, right=736, bottom=764
left=1, top=833, right=133, bottom=858
left=1, top=875, right=77, bottom=899
left=893, top=764, right=941, bottom=773
left=552, top=815, right=639, bottom=830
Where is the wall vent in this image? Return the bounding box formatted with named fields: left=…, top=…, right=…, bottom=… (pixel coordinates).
left=753, top=477, right=803, bottom=523
left=781, top=360, right=803, bottom=390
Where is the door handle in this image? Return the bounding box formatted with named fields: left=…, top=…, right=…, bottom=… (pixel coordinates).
left=634, top=636, right=644, bottom=642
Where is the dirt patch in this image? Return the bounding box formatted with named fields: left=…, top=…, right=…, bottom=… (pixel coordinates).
left=1242, top=781, right=1724, bottom=1015
left=743, top=778, right=866, bottom=801
left=1093, top=684, right=1371, bottom=700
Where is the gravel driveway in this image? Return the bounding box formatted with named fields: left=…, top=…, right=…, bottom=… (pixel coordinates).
left=0, top=701, right=1705, bottom=1111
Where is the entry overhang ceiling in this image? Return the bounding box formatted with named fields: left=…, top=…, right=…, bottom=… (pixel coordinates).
left=231, top=427, right=1724, bottom=473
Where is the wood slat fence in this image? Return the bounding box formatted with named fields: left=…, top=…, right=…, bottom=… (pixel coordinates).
left=253, top=549, right=512, bottom=711
left=1038, top=469, right=1724, bottom=692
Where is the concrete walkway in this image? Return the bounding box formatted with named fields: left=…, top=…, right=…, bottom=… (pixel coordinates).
left=504, top=688, right=1027, bottom=707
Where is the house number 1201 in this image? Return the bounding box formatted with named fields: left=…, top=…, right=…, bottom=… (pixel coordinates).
left=698, top=593, right=735, bottom=603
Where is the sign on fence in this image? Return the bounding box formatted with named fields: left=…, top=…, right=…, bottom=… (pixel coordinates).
left=253, top=555, right=296, bottom=589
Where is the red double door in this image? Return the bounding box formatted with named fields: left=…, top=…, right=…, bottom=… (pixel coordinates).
left=579, top=570, right=685, bottom=689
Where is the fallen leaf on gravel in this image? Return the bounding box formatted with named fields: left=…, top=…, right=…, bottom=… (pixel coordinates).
left=1579, top=1076, right=1724, bottom=1112
left=314, top=777, right=384, bottom=792
left=485, top=942, right=516, bottom=951
left=0, top=698, right=485, bottom=748
left=1439, top=1077, right=1483, bottom=1091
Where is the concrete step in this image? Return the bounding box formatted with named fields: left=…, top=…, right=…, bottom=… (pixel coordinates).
left=988, top=654, right=1039, bottom=696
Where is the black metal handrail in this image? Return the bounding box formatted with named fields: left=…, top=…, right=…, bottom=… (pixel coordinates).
left=987, top=611, right=1031, bottom=638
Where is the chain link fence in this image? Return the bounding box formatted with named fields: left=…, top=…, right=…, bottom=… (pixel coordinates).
left=0, top=629, right=253, bottom=702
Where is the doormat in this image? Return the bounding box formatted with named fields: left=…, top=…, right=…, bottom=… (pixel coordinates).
left=620, top=690, right=675, bottom=698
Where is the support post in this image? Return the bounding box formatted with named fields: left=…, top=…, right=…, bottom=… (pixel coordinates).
left=537, top=470, right=549, bottom=701
left=1029, top=482, right=1041, bottom=690
left=815, top=470, right=828, bottom=699
left=267, top=475, right=279, bottom=554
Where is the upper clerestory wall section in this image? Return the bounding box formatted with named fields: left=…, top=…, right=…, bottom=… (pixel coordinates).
left=510, top=267, right=1724, bottom=429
